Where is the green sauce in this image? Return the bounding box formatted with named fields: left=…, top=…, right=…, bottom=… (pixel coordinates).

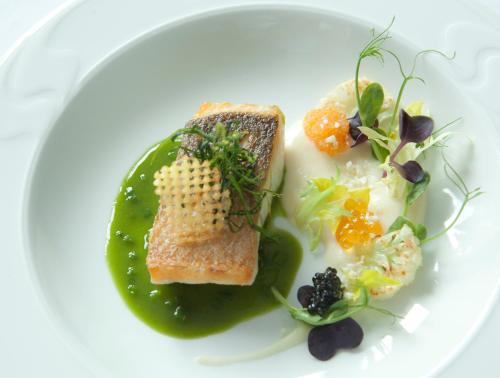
left=106, top=137, right=302, bottom=338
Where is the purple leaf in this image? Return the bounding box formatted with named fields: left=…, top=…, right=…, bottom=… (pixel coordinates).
left=349, top=112, right=378, bottom=147
left=328, top=318, right=363, bottom=349
left=308, top=318, right=364, bottom=361
left=297, top=285, right=314, bottom=308
left=308, top=325, right=338, bottom=361
left=351, top=133, right=368, bottom=147
left=348, top=112, right=363, bottom=140
left=399, top=110, right=434, bottom=144
left=392, top=160, right=425, bottom=183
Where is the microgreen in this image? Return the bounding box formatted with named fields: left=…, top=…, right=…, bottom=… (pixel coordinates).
left=433, top=117, right=462, bottom=137
left=385, top=49, right=456, bottom=131
left=172, top=123, right=278, bottom=234
left=350, top=114, right=391, bottom=162
left=353, top=17, right=455, bottom=169
left=348, top=112, right=367, bottom=146
left=404, top=171, right=431, bottom=215
left=420, top=155, right=483, bottom=244
left=369, top=128, right=391, bottom=163
left=391, top=160, right=425, bottom=183
left=271, top=286, right=400, bottom=327
left=359, top=83, right=385, bottom=128
left=352, top=19, right=394, bottom=156
left=399, top=110, right=434, bottom=143
left=354, top=17, right=394, bottom=108
left=426, top=117, right=462, bottom=150
left=388, top=215, right=427, bottom=241
left=389, top=110, right=434, bottom=184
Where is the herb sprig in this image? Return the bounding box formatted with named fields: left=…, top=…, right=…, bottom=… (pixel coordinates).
left=352, top=17, right=455, bottom=169
left=420, top=155, right=483, bottom=244
left=384, top=49, right=456, bottom=131
left=352, top=21, right=393, bottom=154
left=354, top=17, right=394, bottom=110
left=389, top=109, right=434, bottom=183
left=172, top=122, right=277, bottom=233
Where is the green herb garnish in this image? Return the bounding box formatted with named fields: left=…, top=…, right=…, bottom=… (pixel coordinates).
left=172, top=122, right=278, bottom=234
left=354, top=17, right=394, bottom=109
left=359, top=82, right=385, bottom=128
left=370, top=128, right=391, bottom=163
left=351, top=19, right=394, bottom=155
left=385, top=49, right=456, bottom=131
left=388, top=215, right=427, bottom=241
left=404, top=171, right=431, bottom=216
left=271, top=286, right=400, bottom=326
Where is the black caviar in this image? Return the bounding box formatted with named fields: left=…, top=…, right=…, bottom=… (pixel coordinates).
left=306, top=267, right=344, bottom=316
left=295, top=268, right=364, bottom=361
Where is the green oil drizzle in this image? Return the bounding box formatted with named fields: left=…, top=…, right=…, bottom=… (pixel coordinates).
left=106, top=137, right=302, bottom=338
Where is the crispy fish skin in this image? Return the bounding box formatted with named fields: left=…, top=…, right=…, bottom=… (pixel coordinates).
left=147, top=103, right=285, bottom=285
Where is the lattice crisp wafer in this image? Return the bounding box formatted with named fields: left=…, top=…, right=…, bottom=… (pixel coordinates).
left=153, top=156, right=231, bottom=245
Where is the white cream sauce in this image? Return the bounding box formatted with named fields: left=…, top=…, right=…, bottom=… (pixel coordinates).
left=194, top=79, right=427, bottom=366
left=195, top=322, right=310, bottom=366
left=282, top=125, right=407, bottom=267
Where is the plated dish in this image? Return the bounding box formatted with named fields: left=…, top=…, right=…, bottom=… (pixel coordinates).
left=106, top=20, right=481, bottom=363
left=15, top=3, right=500, bottom=377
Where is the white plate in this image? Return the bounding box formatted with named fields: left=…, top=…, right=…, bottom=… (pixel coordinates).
left=2, top=1, right=500, bottom=377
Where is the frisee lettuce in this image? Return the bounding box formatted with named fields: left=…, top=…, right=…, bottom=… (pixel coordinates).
left=357, top=269, right=401, bottom=288
left=295, top=175, right=350, bottom=251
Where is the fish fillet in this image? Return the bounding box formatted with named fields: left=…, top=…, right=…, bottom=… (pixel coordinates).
left=147, top=103, right=285, bottom=285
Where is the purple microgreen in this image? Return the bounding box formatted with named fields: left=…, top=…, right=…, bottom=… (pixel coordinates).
left=297, top=285, right=314, bottom=308
left=327, top=318, right=364, bottom=349
left=389, top=110, right=434, bottom=183
left=391, top=160, right=425, bottom=184
left=349, top=112, right=381, bottom=148
left=308, top=325, right=338, bottom=361
left=352, top=134, right=368, bottom=147
left=348, top=112, right=362, bottom=139
left=349, top=112, right=368, bottom=147
left=307, top=318, right=364, bottom=361
left=399, top=110, right=434, bottom=144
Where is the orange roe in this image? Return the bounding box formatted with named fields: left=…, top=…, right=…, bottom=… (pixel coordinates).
left=335, top=197, right=383, bottom=250
left=303, top=106, right=351, bottom=156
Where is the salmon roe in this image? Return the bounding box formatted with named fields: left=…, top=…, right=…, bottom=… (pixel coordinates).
left=303, top=106, right=351, bottom=156
left=335, top=197, right=383, bottom=250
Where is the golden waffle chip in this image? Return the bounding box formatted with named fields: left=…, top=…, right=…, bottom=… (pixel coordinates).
left=153, top=156, right=231, bottom=245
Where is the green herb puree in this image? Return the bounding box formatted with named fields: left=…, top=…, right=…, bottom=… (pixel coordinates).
left=106, top=136, right=302, bottom=338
